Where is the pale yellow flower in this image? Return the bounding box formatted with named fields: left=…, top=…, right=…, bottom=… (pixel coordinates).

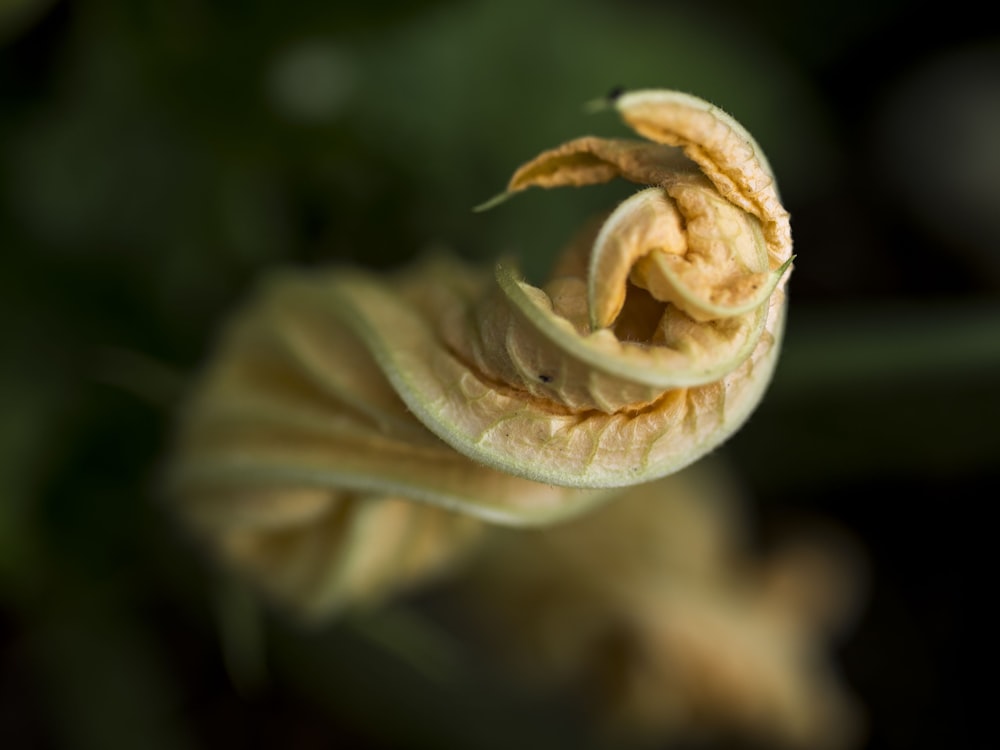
left=167, top=89, right=793, bottom=619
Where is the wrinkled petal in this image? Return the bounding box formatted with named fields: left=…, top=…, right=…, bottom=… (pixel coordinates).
left=504, top=136, right=694, bottom=194
left=614, top=89, right=792, bottom=267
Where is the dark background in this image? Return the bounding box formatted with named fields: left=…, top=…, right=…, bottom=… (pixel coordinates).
left=2, top=1, right=998, bottom=748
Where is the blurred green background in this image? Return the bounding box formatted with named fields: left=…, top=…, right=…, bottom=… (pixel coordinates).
left=2, top=0, right=998, bottom=748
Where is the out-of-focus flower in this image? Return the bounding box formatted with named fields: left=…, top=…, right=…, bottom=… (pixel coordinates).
left=167, top=89, right=792, bottom=619
left=460, top=459, right=865, bottom=750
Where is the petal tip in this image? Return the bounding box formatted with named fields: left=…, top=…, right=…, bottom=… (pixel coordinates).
left=473, top=191, right=513, bottom=213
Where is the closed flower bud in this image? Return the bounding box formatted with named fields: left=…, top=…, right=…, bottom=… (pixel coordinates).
left=167, top=89, right=792, bottom=619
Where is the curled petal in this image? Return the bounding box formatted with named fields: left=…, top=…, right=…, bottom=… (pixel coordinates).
left=330, top=257, right=785, bottom=486
left=587, top=187, right=688, bottom=328
left=614, top=89, right=792, bottom=267
left=505, top=136, right=694, bottom=194
left=589, top=183, right=788, bottom=326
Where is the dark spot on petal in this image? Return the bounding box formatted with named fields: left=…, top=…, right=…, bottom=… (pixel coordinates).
left=538, top=373, right=553, bottom=383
